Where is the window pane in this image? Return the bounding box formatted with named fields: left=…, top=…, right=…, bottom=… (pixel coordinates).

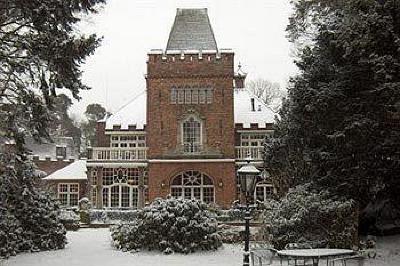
left=203, top=187, right=214, bottom=204
left=59, top=194, right=68, bottom=206
left=70, top=184, right=79, bottom=193
left=171, top=187, right=182, bottom=199
left=59, top=184, right=68, bottom=192
left=121, top=186, right=130, bottom=208
left=131, top=187, right=138, bottom=208
left=185, top=89, right=191, bottom=104
left=171, top=88, right=177, bottom=104
left=92, top=187, right=97, bottom=206
left=206, top=89, right=213, bottom=104
left=70, top=194, right=78, bottom=207
left=102, top=187, right=109, bottom=207
left=178, top=89, right=184, bottom=104
left=192, top=89, right=198, bottom=104
left=111, top=186, right=119, bottom=208
left=199, top=89, right=206, bottom=104
left=183, top=118, right=201, bottom=153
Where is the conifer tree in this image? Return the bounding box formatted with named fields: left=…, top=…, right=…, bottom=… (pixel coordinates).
left=270, top=0, right=400, bottom=211
left=0, top=0, right=105, bottom=257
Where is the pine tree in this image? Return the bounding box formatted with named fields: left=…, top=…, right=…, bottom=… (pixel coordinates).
left=270, top=0, right=400, bottom=212
left=0, top=0, right=105, bottom=258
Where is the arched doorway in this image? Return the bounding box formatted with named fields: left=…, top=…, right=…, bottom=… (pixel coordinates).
left=170, top=170, right=215, bottom=204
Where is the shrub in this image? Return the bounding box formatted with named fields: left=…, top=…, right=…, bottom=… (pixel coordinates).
left=110, top=197, right=222, bottom=254
left=58, top=209, right=80, bottom=231
left=262, top=185, right=358, bottom=249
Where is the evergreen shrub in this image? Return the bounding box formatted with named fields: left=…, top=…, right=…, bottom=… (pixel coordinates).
left=263, top=185, right=358, bottom=249
left=110, top=197, right=222, bottom=254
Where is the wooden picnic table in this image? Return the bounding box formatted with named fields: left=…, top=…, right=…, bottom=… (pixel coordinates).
left=277, top=248, right=355, bottom=266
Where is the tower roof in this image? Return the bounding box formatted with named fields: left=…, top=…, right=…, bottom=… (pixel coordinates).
left=166, top=8, right=218, bottom=51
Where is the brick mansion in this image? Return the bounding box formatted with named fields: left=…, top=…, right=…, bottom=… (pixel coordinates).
left=43, top=8, right=277, bottom=209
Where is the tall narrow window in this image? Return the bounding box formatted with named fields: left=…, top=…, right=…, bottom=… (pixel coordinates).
left=171, top=88, right=177, bottom=104
left=182, top=117, right=201, bottom=153
left=199, top=89, right=206, bottom=104
left=185, top=88, right=191, bottom=104
left=192, top=89, right=198, bottom=104
left=206, top=88, right=213, bottom=104
left=178, top=89, right=184, bottom=104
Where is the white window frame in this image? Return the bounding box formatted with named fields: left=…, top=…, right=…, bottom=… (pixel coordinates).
left=170, top=171, right=215, bottom=204
left=178, top=89, right=185, bottom=104
left=206, top=88, right=213, bottom=104
left=110, top=134, right=146, bottom=148
left=58, top=183, right=79, bottom=207
left=199, top=89, right=206, bottom=104
left=181, top=116, right=202, bottom=153
left=171, top=88, right=177, bottom=104
left=254, top=182, right=275, bottom=202
left=101, top=168, right=144, bottom=209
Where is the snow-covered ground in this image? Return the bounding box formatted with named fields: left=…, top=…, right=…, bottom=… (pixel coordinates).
left=3, top=228, right=400, bottom=266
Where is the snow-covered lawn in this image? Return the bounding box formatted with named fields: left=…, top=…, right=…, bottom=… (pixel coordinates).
left=3, top=228, right=400, bottom=266
left=3, top=228, right=242, bottom=266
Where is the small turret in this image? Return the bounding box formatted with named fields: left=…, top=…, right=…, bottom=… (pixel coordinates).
left=234, top=63, right=247, bottom=88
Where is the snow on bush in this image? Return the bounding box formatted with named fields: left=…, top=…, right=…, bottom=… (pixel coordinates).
left=262, top=185, right=358, bottom=249
left=110, top=197, right=222, bottom=254
left=58, top=209, right=80, bottom=231
left=0, top=153, right=66, bottom=259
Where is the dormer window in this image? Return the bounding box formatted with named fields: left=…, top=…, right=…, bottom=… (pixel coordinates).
left=56, top=146, right=66, bottom=159
left=182, top=116, right=202, bottom=153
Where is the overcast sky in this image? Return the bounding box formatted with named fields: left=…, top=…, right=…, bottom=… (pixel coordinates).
left=71, top=0, right=298, bottom=119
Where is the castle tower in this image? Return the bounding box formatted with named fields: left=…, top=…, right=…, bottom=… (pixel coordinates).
left=146, top=8, right=237, bottom=207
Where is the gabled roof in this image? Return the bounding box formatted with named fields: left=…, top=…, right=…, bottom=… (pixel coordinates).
left=105, top=91, right=146, bottom=130
left=103, top=89, right=275, bottom=130
left=43, top=160, right=87, bottom=180
left=166, top=8, right=218, bottom=51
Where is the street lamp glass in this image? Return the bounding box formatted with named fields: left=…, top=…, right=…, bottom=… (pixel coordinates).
left=238, top=163, right=260, bottom=195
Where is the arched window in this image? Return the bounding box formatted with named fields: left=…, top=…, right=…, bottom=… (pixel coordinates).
left=182, top=117, right=202, bottom=153
left=170, top=170, right=214, bottom=204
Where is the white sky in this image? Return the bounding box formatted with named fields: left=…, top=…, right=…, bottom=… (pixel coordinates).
left=71, top=0, right=298, bottom=118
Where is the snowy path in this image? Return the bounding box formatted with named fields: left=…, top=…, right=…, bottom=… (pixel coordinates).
left=3, top=228, right=400, bottom=266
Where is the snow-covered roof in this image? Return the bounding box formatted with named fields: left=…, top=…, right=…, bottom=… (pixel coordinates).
left=26, top=136, right=77, bottom=161
left=43, top=160, right=87, bottom=180
left=103, top=88, right=275, bottom=130
left=105, top=91, right=146, bottom=130
left=234, top=88, right=276, bottom=128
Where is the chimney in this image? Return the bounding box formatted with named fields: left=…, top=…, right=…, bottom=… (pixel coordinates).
left=251, top=98, right=255, bottom=112
left=234, top=63, right=247, bottom=88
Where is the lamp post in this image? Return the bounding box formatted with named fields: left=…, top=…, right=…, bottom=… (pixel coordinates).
left=237, top=158, right=260, bottom=266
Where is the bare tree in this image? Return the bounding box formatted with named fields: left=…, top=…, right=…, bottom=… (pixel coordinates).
left=247, top=78, right=286, bottom=107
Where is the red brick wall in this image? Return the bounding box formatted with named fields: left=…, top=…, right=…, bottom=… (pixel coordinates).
left=96, top=121, right=109, bottom=147
left=43, top=179, right=88, bottom=200
left=148, top=161, right=236, bottom=208
left=146, top=53, right=235, bottom=159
